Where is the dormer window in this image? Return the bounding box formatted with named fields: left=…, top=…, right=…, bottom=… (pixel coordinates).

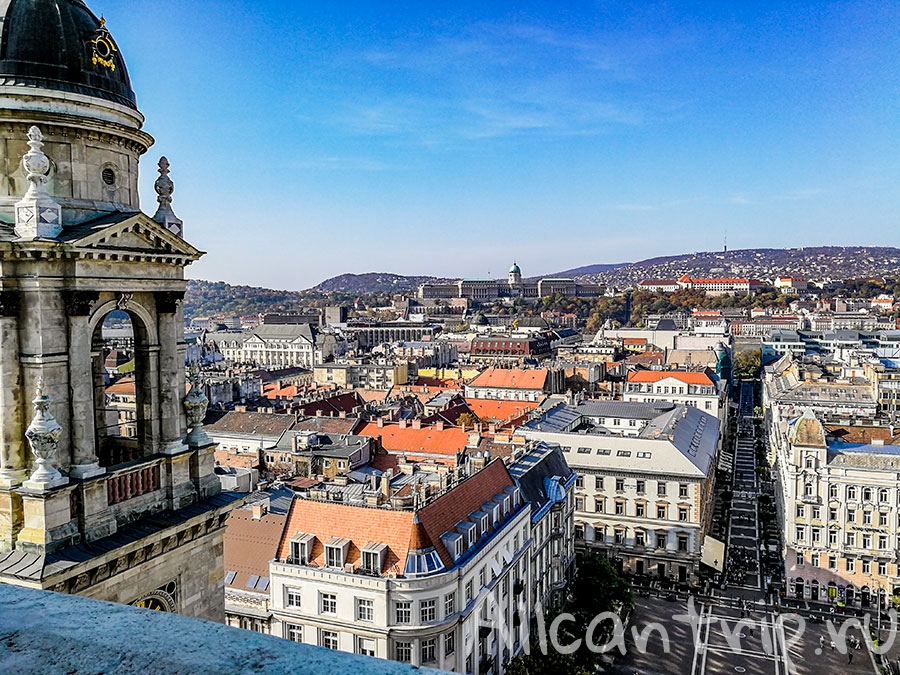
left=325, top=537, right=350, bottom=568
left=289, top=533, right=315, bottom=564
left=441, top=532, right=464, bottom=561
left=456, top=520, right=476, bottom=550
left=361, top=542, right=387, bottom=574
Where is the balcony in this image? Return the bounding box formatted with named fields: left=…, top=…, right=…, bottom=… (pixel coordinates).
left=0, top=584, right=445, bottom=674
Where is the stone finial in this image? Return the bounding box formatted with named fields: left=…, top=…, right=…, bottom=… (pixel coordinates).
left=183, top=361, right=211, bottom=447
left=23, top=379, right=68, bottom=491
left=153, top=156, right=183, bottom=238
left=15, top=126, right=62, bottom=240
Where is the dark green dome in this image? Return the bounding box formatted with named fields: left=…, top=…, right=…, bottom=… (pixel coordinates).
left=0, top=0, right=136, bottom=109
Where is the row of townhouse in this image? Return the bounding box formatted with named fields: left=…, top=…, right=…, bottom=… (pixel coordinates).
left=224, top=444, right=576, bottom=674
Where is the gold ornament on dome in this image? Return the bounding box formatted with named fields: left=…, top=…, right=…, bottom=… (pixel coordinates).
left=90, top=16, right=118, bottom=72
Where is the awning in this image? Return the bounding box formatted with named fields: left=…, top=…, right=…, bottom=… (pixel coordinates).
left=701, top=536, right=725, bottom=572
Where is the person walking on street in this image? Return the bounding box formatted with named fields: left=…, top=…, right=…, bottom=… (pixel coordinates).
left=830, top=640, right=835, bottom=651
left=848, top=651, right=853, bottom=664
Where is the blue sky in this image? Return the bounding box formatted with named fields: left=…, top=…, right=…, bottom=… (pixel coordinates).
left=102, top=0, right=899, bottom=289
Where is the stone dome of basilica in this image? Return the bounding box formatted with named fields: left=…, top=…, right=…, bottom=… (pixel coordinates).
left=0, top=0, right=136, bottom=108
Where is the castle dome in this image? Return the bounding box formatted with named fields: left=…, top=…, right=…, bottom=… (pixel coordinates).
left=0, top=0, right=136, bottom=109
left=509, top=262, right=521, bottom=275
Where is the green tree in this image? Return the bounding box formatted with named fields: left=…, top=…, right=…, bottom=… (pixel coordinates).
left=734, top=350, right=762, bottom=380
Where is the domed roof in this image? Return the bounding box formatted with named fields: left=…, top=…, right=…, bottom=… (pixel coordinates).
left=0, top=0, right=136, bottom=109
left=789, top=409, right=826, bottom=448
left=509, top=262, right=521, bottom=274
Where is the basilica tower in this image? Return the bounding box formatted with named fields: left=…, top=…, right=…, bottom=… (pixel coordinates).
left=0, top=0, right=240, bottom=621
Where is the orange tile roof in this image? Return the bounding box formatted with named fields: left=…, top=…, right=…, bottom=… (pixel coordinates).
left=357, top=422, right=469, bottom=456
left=105, top=377, right=135, bottom=395
left=622, top=338, right=647, bottom=344
left=275, top=459, right=516, bottom=575
left=627, top=370, right=715, bottom=385
left=276, top=499, right=415, bottom=575
left=464, top=399, right=539, bottom=423
left=468, top=368, right=548, bottom=390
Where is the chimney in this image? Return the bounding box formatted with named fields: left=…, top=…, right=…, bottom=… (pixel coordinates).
left=382, top=469, right=393, bottom=497
left=435, top=421, right=444, bottom=431
left=399, top=420, right=407, bottom=429
left=377, top=417, right=384, bottom=428
left=488, top=424, right=496, bottom=434
left=316, top=409, right=323, bottom=417
left=412, top=419, right=421, bottom=430
left=339, top=410, right=346, bottom=418
left=251, top=501, right=267, bottom=520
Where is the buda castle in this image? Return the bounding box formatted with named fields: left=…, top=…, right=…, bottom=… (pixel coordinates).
left=418, top=262, right=604, bottom=301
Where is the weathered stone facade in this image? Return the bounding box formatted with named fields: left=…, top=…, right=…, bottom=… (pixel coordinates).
left=0, top=0, right=241, bottom=621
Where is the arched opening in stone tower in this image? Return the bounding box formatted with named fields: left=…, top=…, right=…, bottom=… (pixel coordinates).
left=92, top=310, right=152, bottom=468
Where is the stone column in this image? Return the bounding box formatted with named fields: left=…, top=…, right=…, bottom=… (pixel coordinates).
left=64, top=291, right=103, bottom=479
left=0, top=290, right=27, bottom=488
left=156, top=291, right=187, bottom=455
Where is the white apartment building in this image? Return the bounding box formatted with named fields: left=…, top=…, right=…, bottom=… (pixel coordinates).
left=219, top=323, right=340, bottom=368
left=771, top=409, right=900, bottom=607
left=624, top=369, right=726, bottom=425
left=519, top=401, right=720, bottom=584
left=266, top=457, right=565, bottom=673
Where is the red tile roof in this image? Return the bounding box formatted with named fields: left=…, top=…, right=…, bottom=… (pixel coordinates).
left=464, top=399, right=539, bottom=423
left=468, top=368, right=548, bottom=390
left=627, top=370, right=715, bottom=385
left=105, top=377, right=135, bottom=395
left=357, top=422, right=470, bottom=457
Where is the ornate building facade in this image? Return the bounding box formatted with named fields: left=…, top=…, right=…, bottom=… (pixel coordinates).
left=0, top=0, right=239, bottom=620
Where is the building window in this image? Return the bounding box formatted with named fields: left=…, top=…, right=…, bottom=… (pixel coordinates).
left=862, top=534, right=872, bottom=549
left=320, top=630, right=339, bottom=650
left=575, top=475, right=584, bottom=488
left=357, top=637, right=376, bottom=657
left=679, top=484, right=689, bottom=498
left=636, top=480, right=645, bottom=494
left=444, top=632, right=455, bottom=657
left=863, top=511, right=873, bottom=525
left=679, top=507, right=689, bottom=522
left=286, top=588, right=301, bottom=608
left=848, top=486, right=857, bottom=500
left=420, top=599, right=436, bottom=623
left=796, top=505, right=804, bottom=518
left=395, top=641, right=412, bottom=663
left=356, top=598, right=374, bottom=622
left=812, top=528, right=821, bottom=544
left=863, top=488, right=873, bottom=502
left=615, top=501, right=625, bottom=515
left=879, top=489, right=889, bottom=503
left=421, top=638, right=436, bottom=663
left=614, top=530, right=625, bottom=545
left=636, top=503, right=645, bottom=518
left=658, top=483, right=667, bottom=497
left=615, top=478, right=625, bottom=491
left=445, top=592, right=456, bottom=618
left=362, top=550, right=381, bottom=573
left=635, top=530, right=645, bottom=547
left=325, top=545, right=344, bottom=568
left=879, top=561, right=888, bottom=576
left=465, top=580, right=473, bottom=604
left=320, top=593, right=337, bottom=615
left=657, top=505, right=667, bottom=520
left=677, top=535, right=689, bottom=552
left=285, top=624, right=302, bottom=643
left=811, top=553, right=819, bottom=567
left=862, top=560, right=871, bottom=574
left=880, top=512, right=889, bottom=527
left=796, top=525, right=805, bottom=541
left=847, top=558, right=855, bottom=573
left=656, top=533, right=667, bottom=549
left=395, top=600, right=411, bottom=624
left=575, top=496, right=585, bottom=511
left=879, top=535, right=888, bottom=550
left=829, top=485, right=838, bottom=499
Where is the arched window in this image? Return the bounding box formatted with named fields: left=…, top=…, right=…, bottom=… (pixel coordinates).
left=92, top=309, right=153, bottom=467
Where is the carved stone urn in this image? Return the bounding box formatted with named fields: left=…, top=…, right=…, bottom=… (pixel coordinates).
left=23, top=381, right=68, bottom=491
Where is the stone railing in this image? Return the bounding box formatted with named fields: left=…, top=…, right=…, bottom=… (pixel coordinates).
left=0, top=584, right=448, bottom=674
left=107, top=464, right=161, bottom=506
